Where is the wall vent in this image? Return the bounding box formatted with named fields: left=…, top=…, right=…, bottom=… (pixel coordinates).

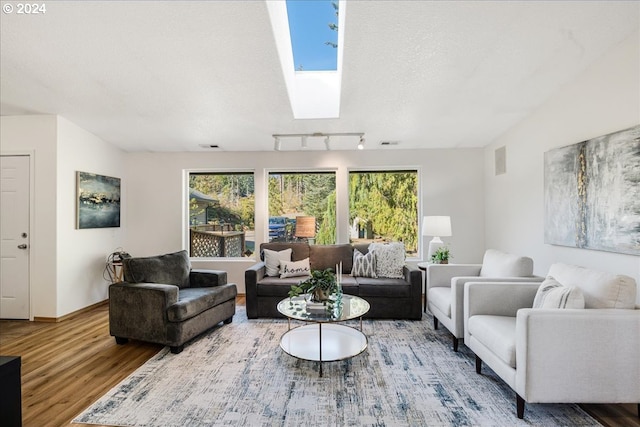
left=380, top=141, right=399, bottom=146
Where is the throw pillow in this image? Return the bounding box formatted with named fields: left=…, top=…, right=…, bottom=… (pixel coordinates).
left=263, top=248, right=292, bottom=277
left=280, top=258, right=311, bottom=279
left=533, top=276, right=585, bottom=309
left=368, top=242, right=405, bottom=279
left=123, top=250, right=191, bottom=288
left=351, top=249, right=377, bottom=278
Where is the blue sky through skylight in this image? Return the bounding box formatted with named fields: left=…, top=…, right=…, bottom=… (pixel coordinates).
left=286, top=0, right=338, bottom=71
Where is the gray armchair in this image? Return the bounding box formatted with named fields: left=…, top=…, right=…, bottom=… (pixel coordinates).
left=109, top=250, right=237, bottom=354
left=427, top=249, right=542, bottom=351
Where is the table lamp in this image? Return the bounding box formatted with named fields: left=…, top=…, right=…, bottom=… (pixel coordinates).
left=422, top=216, right=452, bottom=261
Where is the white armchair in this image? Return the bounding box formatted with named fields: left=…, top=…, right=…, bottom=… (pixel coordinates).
left=464, top=263, right=640, bottom=419
left=426, top=249, right=542, bottom=351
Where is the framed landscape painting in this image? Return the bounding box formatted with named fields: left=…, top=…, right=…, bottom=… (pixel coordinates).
left=544, top=125, right=640, bottom=255
left=76, top=172, right=121, bottom=229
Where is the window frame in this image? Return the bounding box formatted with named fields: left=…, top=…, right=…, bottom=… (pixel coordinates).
left=347, top=167, right=422, bottom=260
left=265, top=168, right=338, bottom=244
left=184, top=169, right=256, bottom=260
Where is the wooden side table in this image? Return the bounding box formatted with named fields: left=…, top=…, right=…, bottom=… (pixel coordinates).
left=417, top=262, right=430, bottom=313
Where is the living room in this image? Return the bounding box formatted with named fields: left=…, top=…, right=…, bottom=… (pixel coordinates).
left=1, top=1, right=639, bottom=426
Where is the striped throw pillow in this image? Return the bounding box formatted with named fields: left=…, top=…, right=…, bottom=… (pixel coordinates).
left=533, top=277, right=585, bottom=309
left=351, top=249, right=377, bottom=278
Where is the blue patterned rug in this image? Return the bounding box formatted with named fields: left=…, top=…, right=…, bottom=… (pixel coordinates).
left=73, top=307, right=599, bottom=426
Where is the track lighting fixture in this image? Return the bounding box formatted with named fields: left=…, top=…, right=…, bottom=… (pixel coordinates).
left=271, top=132, right=365, bottom=151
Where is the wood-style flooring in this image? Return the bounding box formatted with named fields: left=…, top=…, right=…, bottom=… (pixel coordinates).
left=0, top=296, right=637, bottom=427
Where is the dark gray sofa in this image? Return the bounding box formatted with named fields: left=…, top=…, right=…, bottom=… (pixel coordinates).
left=109, top=250, right=237, bottom=354
left=245, top=242, right=422, bottom=320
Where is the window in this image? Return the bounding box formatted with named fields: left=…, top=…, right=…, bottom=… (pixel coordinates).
left=268, top=171, right=336, bottom=244
left=349, top=170, right=419, bottom=257
left=188, top=172, right=255, bottom=258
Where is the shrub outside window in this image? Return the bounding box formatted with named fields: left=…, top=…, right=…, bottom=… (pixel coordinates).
left=349, top=170, right=418, bottom=257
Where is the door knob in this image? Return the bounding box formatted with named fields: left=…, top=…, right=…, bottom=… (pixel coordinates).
left=17, top=244, right=28, bottom=249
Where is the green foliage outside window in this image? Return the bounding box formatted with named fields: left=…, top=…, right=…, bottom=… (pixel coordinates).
left=349, top=171, right=418, bottom=255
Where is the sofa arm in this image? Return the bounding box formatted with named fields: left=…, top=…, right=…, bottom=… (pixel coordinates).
left=515, top=308, right=640, bottom=403
left=426, top=264, right=482, bottom=289
left=245, top=262, right=266, bottom=319
left=189, top=269, right=228, bottom=288
left=404, top=265, right=422, bottom=294
left=109, top=282, right=179, bottom=341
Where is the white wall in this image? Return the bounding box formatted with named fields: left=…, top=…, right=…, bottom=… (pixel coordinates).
left=125, top=148, right=485, bottom=293
left=484, top=31, right=640, bottom=303
left=56, top=116, right=126, bottom=316
left=1, top=115, right=58, bottom=318
left=1, top=115, right=126, bottom=318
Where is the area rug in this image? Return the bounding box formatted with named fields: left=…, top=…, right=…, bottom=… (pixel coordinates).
left=74, top=307, right=599, bottom=426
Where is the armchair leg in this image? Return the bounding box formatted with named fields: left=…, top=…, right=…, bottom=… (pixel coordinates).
left=433, top=317, right=438, bottom=330
left=170, top=345, right=184, bottom=354
left=452, top=336, right=459, bottom=352
left=223, top=316, right=233, bottom=324
left=516, top=394, right=525, bottom=419
left=114, top=337, right=128, bottom=345
left=475, top=355, right=482, bottom=374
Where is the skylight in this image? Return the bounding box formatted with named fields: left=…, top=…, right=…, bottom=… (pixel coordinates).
left=286, top=0, right=338, bottom=72
left=267, top=0, right=345, bottom=119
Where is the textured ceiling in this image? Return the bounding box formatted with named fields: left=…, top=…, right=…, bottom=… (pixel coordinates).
left=1, top=1, right=638, bottom=152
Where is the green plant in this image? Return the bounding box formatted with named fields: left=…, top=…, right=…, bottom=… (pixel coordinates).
left=288, top=268, right=339, bottom=302
left=430, top=246, right=452, bottom=264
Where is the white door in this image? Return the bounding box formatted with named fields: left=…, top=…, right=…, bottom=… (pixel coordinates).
left=0, top=155, right=30, bottom=319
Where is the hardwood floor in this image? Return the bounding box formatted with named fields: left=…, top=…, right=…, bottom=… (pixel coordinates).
left=0, top=297, right=637, bottom=427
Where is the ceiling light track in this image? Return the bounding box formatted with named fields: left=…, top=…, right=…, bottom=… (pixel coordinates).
left=272, top=132, right=365, bottom=151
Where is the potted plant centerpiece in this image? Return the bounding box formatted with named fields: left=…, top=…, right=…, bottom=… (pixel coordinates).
left=430, top=246, right=452, bottom=264
left=288, top=268, right=342, bottom=313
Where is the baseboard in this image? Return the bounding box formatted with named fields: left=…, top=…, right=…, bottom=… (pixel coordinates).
left=34, top=300, right=109, bottom=323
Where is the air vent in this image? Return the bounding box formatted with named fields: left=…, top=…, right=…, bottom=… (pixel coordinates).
left=199, top=144, right=222, bottom=150
left=380, top=141, right=399, bottom=146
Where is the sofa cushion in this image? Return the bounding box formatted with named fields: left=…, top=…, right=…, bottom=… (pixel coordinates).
left=123, top=250, right=191, bottom=288
left=260, top=243, right=310, bottom=262
left=368, top=242, right=405, bottom=279
left=548, top=263, right=637, bottom=309
left=309, top=244, right=354, bottom=273
left=479, top=249, right=533, bottom=278
left=357, top=277, right=411, bottom=297
left=338, top=276, right=359, bottom=296
left=352, top=249, right=377, bottom=278
left=533, top=277, right=585, bottom=309
left=263, top=248, right=292, bottom=277
left=468, top=315, right=517, bottom=368
left=167, top=285, right=237, bottom=322
left=280, top=258, right=311, bottom=278
left=257, top=277, right=304, bottom=296
left=428, top=287, right=451, bottom=316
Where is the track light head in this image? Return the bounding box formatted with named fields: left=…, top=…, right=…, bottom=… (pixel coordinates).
left=357, top=136, right=365, bottom=150
left=324, top=136, right=331, bottom=150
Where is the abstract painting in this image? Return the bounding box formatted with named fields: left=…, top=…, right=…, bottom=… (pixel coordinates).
left=544, top=125, right=640, bottom=255
left=76, top=172, right=121, bottom=229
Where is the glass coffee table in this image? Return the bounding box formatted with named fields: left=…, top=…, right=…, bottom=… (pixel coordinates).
left=277, top=294, right=370, bottom=377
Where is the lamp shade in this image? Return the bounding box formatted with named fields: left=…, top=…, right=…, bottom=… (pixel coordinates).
left=422, top=216, right=452, bottom=237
